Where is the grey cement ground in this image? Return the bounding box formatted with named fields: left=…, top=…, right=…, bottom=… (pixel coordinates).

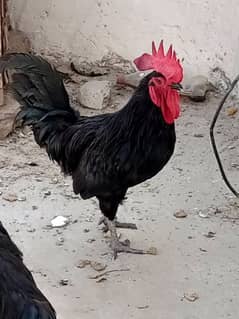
left=0, top=92, right=239, bottom=319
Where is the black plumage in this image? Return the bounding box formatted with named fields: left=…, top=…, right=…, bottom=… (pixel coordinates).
left=0, top=221, right=56, bottom=319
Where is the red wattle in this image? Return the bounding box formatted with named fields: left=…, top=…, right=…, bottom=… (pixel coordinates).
left=149, top=85, right=180, bottom=124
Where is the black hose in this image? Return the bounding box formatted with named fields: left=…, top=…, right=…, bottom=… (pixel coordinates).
left=210, top=74, right=239, bottom=197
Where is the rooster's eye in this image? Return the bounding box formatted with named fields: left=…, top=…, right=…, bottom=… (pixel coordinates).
left=150, top=77, right=164, bottom=87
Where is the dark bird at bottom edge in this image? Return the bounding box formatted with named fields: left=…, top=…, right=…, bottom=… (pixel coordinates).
left=0, top=40, right=183, bottom=258
left=0, top=221, right=56, bottom=319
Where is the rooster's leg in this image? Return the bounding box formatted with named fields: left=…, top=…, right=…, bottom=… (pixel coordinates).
left=104, top=218, right=147, bottom=259
left=98, top=216, right=137, bottom=232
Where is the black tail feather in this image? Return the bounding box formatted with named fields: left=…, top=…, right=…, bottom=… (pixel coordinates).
left=0, top=53, right=79, bottom=167
left=0, top=53, right=70, bottom=110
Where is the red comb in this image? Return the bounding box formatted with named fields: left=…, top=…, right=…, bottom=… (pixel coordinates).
left=134, top=40, right=183, bottom=83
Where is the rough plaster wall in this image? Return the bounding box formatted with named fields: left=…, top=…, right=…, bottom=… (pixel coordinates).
left=8, top=0, right=239, bottom=81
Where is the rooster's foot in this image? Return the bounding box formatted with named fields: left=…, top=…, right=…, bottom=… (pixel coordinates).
left=98, top=216, right=137, bottom=232
left=111, top=238, right=147, bottom=259
left=103, top=218, right=147, bottom=259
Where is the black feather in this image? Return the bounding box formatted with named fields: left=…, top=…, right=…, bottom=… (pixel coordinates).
left=0, top=222, right=56, bottom=319
left=0, top=53, right=79, bottom=163
left=0, top=53, right=70, bottom=110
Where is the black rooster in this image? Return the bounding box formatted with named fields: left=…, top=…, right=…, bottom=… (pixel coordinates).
left=0, top=221, right=56, bottom=318
left=0, top=41, right=183, bottom=258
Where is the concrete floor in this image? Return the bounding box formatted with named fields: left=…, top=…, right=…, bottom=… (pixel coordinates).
left=0, top=92, right=239, bottom=319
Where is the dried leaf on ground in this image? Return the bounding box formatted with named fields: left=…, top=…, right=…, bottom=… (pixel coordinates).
left=227, top=106, right=238, bottom=116
left=174, top=210, right=188, bottom=218
left=184, top=292, right=199, bottom=302
left=146, top=247, right=158, bottom=255
left=77, top=260, right=91, bottom=269
left=204, top=231, right=216, bottom=238
left=90, top=261, right=107, bottom=272
left=77, top=260, right=107, bottom=272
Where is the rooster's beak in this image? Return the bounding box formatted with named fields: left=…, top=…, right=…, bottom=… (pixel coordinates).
left=171, top=83, right=183, bottom=91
